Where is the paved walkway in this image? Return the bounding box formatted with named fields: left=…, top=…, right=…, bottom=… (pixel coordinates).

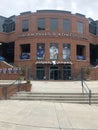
left=0, top=80, right=98, bottom=93
left=31, top=80, right=98, bottom=93
left=0, top=100, right=98, bottom=130
left=0, top=80, right=98, bottom=130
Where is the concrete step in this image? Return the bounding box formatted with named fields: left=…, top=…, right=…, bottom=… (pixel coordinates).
left=9, top=97, right=98, bottom=104
left=14, top=92, right=98, bottom=98
left=16, top=91, right=98, bottom=95
left=10, top=97, right=98, bottom=101
left=16, top=91, right=84, bottom=95
left=9, top=91, right=98, bottom=104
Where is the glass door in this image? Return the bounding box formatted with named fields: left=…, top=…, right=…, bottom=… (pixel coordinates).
left=36, top=65, right=45, bottom=80
left=63, top=64, right=71, bottom=80
left=50, top=65, right=60, bottom=80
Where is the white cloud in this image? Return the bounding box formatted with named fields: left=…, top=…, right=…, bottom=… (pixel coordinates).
left=0, top=0, right=98, bottom=20
left=71, top=2, right=77, bottom=11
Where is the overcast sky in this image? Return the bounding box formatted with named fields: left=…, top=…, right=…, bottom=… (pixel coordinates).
left=0, top=0, right=98, bottom=20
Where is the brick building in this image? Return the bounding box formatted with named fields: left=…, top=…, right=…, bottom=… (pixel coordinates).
left=0, top=10, right=98, bottom=80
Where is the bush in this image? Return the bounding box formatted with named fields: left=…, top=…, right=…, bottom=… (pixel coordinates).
left=26, top=79, right=31, bottom=84
left=85, top=67, right=91, bottom=76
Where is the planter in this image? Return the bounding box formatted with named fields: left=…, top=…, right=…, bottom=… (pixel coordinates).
left=26, top=83, right=32, bottom=91
left=85, top=67, right=91, bottom=81
left=20, top=76, right=25, bottom=80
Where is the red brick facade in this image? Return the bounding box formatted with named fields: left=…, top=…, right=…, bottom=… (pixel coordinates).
left=0, top=10, right=98, bottom=80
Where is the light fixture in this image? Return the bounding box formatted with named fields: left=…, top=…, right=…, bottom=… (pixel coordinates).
left=52, top=60, right=56, bottom=65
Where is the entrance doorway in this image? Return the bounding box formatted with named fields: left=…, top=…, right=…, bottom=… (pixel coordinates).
left=63, top=64, right=71, bottom=80
left=49, top=64, right=71, bottom=80
left=50, top=65, right=61, bottom=80
left=36, top=64, right=45, bottom=80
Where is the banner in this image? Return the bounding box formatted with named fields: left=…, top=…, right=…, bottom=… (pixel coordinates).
left=37, top=44, right=45, bottom=60
left=63, top=44, right=71, bottom=60
left=50, top=44, right=58, bottom=60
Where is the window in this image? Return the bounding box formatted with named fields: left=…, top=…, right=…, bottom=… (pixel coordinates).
left=3, top=18, right=15, bottom=33
left=37, top=18, right=45, bottom=30
left=78, top=22, right=84, bottom=33
left=63, top=44, right=71, bottom=60
left=20, top=44, right=30, bottom=59
left=50, top=18, right=58, bottom=30
left=89, top=20, right=96, bottom=35
left=50, top=43, right=58, bottom=60
left=63, top=19, right=70, bottom=32
left=22, top=20, right=29, bottom=32
left=77, top=45, right=86, bottom=60
left=37, top=43, right=45, bottom=60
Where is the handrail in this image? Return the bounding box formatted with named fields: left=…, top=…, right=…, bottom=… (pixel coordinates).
left=3, top=79, right=21, bottom=100
left=81, top=79, right=92, bottom=105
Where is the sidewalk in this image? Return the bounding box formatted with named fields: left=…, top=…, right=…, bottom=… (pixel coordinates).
left=31, top=80, right=98, bottom=93
left=0, top=80, right=98, bottom=130
left=0, top=100, right=98, bottom=130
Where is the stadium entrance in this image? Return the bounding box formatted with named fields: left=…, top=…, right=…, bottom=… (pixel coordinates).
left=49, top=64, right=71, bottom=80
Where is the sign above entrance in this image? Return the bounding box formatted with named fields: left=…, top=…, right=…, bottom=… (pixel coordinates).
left=35, top=61, right=72, bottom=64
left=18, top=32, right=87, bottom=40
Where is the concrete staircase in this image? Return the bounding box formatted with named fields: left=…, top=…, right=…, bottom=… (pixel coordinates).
left=9, top=91, right=98, bottom=104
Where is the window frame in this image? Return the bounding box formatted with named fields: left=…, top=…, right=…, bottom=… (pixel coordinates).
left=76, top=44, right=86, bottom=60
left=22, top=20, right=29, bottom=32
left=37, top=18, right=45, bottom=31
left=50, top=18, right=58, bottom=31
left=78, top=22, right=84, bottom=33
left=20, top=44, right=30, bottom=60
left=63, top=19, right=71, bottom=32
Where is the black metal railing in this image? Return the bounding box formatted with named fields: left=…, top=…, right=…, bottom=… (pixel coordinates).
left=2, top=78, right=21, bottom=100
left=81, top=79, right=92, bottom=105
left=80, top=67, right=92, bottom=105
